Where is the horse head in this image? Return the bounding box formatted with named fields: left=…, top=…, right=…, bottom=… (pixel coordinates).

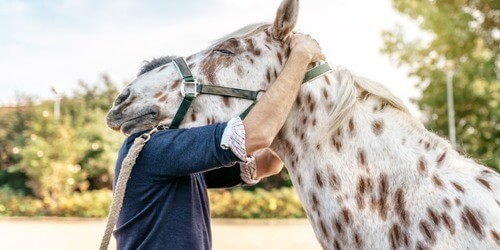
left=106, top=0, right=300, bottom=135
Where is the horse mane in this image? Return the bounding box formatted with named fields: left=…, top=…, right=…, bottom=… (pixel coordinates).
left=320, top=67, right=410, bottom=139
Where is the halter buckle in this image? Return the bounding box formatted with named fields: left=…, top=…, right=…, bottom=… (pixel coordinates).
left=181, top=80, right=200, bottom=97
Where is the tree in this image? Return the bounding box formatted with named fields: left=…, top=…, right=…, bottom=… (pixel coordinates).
left=0, top=75, right=124, bottom=201
left=382, top=0, right=499, bottom=171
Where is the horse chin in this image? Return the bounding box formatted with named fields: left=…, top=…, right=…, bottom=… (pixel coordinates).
left=120, top=116, right=158, bottom=136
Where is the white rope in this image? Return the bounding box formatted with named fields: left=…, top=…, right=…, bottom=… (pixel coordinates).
left=100, top=128, right=158, bottom=250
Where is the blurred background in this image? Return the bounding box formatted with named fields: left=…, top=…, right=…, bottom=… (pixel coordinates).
left=0, top=0, right=498, bottom=249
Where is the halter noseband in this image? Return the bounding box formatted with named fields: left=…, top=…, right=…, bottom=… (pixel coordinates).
left=168, top=57, right=332, bottom=129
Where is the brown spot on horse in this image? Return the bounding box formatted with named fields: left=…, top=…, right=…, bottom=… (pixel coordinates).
left=171, top=79, right=181, bottom=89
left=419, top=220, right=436, bottom=244
left=436, top=152, right=446, bottom=166
left=311, top=192, right=319, bottom=211
left=354, top=231, right=362, bottom=248
left=451, top=181, right=465, bottom=193
left=491, top=230, right=499, bottom=244
left=389, top=224, right=402, bottom=250
left=348, top=118, right=355, bottom=135
left=309, top=101, right=316, bottom=113
left=443, top=198, right=452, bottom=208
left=461, top=206, right=484, bottom=238
left=395, top=188, right=409, bottom=226
left=427, top=208, right=440, bottom=227
left=222, top=96, right=230, bottom=107
left=358, top=149, right=367, bottom=167
left=325, top=76, right=331, bottom=85
left=276, top=51, right=283, bottom=65
left=341, top=207, right=352, bottom=225
left=441, top=212, right=456, bottom=235
left=333, top=218, right=343, bottom=235
left=329, top=169, right=341, bottom=190
left=331, top=137, right=342, bottom=152
left=322, top=89, right=328, bottom=99
left=476, top=177, right=492, bottom=191
left=158, top=95, right=167, bottom=102
left=378, top=174, right=389, bottom=220
left=432, top=175, right=444, bottom=188
left=315, top=172, right=324, bottom=188
left=319, top=220, right=329, bottom=238
left=372, top=120, right=384, bottom=135
left=418, top=157, right=428, bottom=175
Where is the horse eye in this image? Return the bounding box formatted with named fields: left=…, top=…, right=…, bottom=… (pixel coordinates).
left=214, top=49, right=235, bottom=55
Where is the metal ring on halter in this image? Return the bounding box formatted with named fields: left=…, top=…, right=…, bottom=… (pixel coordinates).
left=139, top=134, right=151, bottom=143
left=181, top=80, right=200, bottom=97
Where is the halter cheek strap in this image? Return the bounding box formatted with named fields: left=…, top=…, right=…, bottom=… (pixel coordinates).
left=169, top=57, right=332, bottom=129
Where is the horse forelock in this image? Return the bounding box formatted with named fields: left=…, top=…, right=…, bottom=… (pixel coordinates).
left=138, top=55, right=177, bottom=76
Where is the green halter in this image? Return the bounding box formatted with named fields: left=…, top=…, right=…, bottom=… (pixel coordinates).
left=169, top=57, right=332, bottom=129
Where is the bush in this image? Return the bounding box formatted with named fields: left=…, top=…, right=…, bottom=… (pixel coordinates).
left=0, top=187, right=111, bottom=217
left=0, top=186, right=305, bottom=219
left=209, top=187, right=306, bottom=219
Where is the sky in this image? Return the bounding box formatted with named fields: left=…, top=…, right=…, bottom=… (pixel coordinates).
left=0, top=0, right=423, bottom=114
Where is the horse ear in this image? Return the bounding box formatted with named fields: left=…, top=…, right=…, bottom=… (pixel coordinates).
left=272, top=0, right=299, bottom=40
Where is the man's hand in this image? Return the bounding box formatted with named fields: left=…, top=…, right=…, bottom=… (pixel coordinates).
left=255, top=149, right=284, bottom=179
left=289, top=33, right=325, bottom=63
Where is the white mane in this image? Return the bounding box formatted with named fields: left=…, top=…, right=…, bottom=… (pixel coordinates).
left=320, top=67, right=410, bottom=138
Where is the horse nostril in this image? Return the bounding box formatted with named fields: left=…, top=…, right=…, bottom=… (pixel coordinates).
left=115, top=88, right=131, bottom=106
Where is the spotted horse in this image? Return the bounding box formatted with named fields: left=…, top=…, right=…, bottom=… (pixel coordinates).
left=106, top=0, right=500, bottom=249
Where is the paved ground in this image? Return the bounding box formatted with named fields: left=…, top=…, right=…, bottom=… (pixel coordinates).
left=0, top=218, right=321, bottom=250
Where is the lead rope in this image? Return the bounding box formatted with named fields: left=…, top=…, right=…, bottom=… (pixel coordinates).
left=99, top=127, right=159, bottom=250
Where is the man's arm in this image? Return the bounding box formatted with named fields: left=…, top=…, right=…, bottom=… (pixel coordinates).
left=243, top=34, right=324, bottom=154
left=201, top=34, right=323, bottom=186
left=137, top=123, right=240, bottom=179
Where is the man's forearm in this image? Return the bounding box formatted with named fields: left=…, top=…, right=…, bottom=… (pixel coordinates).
left=243, top=51, right=311, bottom=154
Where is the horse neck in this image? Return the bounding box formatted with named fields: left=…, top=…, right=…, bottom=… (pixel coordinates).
left=270, top=71, right=456, bottom=242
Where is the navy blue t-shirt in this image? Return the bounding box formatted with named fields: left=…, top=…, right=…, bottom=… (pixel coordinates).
left=113, top=123, right=243, bottom=250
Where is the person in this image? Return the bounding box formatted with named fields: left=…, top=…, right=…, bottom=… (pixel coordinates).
left=113, top=33, right=324, bottom=249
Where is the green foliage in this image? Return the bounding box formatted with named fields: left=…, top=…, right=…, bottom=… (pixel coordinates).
left=382, top=0, right=499, bottom=171
left=0, top=187, right=111, bottom=217
left=209, top=187, right=305, bottom=219
left=0, top=75, right=124, bottom=202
